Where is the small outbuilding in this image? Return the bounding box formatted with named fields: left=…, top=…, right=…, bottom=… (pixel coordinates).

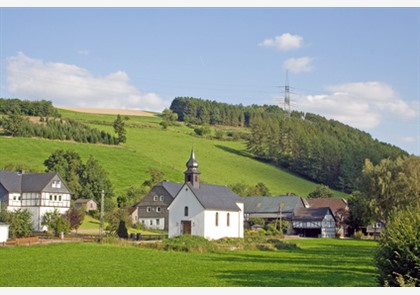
left=74, top=198, right=98, bottom=212
left=0, top=222, right=10, bottom=243
left=292, top=207, right=336, bottom=238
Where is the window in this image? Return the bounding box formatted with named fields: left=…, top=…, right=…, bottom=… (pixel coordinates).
left=156, top=219, right=160, bottom=226
left=159, top=195, right=164, bottom=201
left=59, top=195, right=62, bottom=201
left=153, top=195, right=158, bottom=201
left=215, top=212, right=219, bottom=226
left=156, top=207, right=161, bottom=213
left=227, top=213, right=230, bottom=227
left=149, top=220, right=153, bottom=226
left=184, top=206, right=189, bottom=217
left=54, top=195, right=57, bottom=201
left=49, top=195, right=53, bottom=201
left=147, top=207, right=151, bottom=212
left=52, top=180, right=61, bottom=188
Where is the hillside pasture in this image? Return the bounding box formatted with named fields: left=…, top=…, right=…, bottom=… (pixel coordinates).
left=0, top=108, right=347, bottom=198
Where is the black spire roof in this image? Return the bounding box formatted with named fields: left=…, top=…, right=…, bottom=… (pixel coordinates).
left=186, top=148, right=199, bottom=170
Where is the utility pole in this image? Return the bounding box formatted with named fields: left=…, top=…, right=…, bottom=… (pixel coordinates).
left=279, top=203, right=284, bottom=235
left=99, top=190, right=104, bottom=241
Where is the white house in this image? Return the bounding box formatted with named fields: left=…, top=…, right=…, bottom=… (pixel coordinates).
left=0, top=170, right=72, bottom=232
left=168, top=149, right=244, bottom=240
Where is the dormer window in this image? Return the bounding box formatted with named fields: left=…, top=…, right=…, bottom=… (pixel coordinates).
left=52, top=180, right=61, bottom=188
left=153, top=195, right=158, bottom=201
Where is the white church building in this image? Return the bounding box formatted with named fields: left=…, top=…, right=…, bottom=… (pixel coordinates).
left=168, top=149, right=244, bottom=240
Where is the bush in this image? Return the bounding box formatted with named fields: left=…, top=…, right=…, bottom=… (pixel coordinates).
left=374, top=206, right=420, bottom=287
left=162, top=235, right=216, bottom=253
left=0, top=208, right=33, bottom=239
left=353, top=230, right=365, bottom=240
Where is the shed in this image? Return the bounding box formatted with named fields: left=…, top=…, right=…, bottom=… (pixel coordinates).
left=0, top=223, right=10, bottom=243
left=74, top=199, right=98, bottom=212
left=292, top=207, right=336, bottom=238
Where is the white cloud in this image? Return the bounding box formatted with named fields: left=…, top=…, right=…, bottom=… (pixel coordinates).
left=6, top=52, right=168, bottom=112
left=283, top=57, right=314, bottom=73
left=259, top=33, right=303, bottom=51
left=293, top=81, right=417, bottom=129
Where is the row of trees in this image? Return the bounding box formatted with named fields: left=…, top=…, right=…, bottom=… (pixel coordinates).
left=169, top=96, right=288, bottom=127
left=0, top=98, right=61, bottom=118
left=346, top=155, right=420, bottom=286
left=1, top=111, right=124, bottom=145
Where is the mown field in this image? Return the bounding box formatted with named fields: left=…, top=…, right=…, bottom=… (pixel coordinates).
left=0, top=108, right=347, bottom=198
left=0, top=238, right=378, bottom=287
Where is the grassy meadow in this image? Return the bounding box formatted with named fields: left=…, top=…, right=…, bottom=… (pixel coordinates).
left=0, top=108, right=347, bottom=198
left=0, top=238, right=379, bottom=287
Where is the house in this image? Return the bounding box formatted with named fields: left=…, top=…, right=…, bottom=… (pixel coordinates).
left=242, top=195, right=310, bottom=229
left=74, top=198, right=98, bottom=212
left=307, top=197, right=350, bottom=237
left=292, top=207, right=336, bottom=238
left=137, top=181, right=183, bottom=231
left=0, top=170, right=71, bottom=232
left=167, top=149, right=244, bottom=240
left=125, top=204, right=140, bottom=227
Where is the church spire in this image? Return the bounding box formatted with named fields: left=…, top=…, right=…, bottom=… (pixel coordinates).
left=184, top=147, right=200, bottom=188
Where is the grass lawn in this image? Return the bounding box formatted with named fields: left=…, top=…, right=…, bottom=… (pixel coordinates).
left=0, top=238, right=379, bottom=287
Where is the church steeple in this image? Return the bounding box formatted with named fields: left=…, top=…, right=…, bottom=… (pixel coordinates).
left=184, top=148, right=200, bottom=188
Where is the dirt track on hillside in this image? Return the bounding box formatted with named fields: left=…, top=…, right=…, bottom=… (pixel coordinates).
left=58, top=106, right=156, bottom=117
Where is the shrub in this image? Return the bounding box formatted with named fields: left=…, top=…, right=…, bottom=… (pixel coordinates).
left=162, top=235, right=216, bottom=253
left=353, top=230, right=365, bottom=240
left=374, top=206, right=420, bottom=287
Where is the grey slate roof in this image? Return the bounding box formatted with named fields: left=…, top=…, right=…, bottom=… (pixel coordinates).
left=187, top=182, right=242, bottom=211
left=161, top=181, right=183, bottom=197
left=0, top=170, right=69, bottom=193
left=292, top=207, right=335, bottom=222
left=0, top=171, right=21, bottom=192
left=242, top=195, right=307, bottom=214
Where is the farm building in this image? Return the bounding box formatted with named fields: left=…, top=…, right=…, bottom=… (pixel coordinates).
left=0, top=170, right=72, bottom=232
left=292, top=207, right=337, bottom=238
left=242, top=195, right=309, bottom=228
left=307, top=197, right=349, bottom=237
left=74, top=198, right=98, bottom=212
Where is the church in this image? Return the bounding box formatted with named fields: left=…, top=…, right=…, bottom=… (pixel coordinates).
left=162, top=148, right=244, bottom=240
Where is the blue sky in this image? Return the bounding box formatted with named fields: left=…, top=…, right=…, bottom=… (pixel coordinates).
left=0, top=5, right=419, bottom=155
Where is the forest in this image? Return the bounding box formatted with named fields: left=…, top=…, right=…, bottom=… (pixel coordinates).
left=169, top=96, right=409, bottom=193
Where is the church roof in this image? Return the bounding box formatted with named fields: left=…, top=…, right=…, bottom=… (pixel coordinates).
left=186, top=182, right=242, bottom=211
left=161, top=181, right=183, bottom=197
left=185, top=148, right=199, bottom=169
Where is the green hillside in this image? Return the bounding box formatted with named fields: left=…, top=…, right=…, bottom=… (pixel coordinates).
left=0, top=108, right=347, bottom=198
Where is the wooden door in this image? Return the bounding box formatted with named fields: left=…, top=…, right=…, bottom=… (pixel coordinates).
left=182, top=220, right=191, bottom=235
